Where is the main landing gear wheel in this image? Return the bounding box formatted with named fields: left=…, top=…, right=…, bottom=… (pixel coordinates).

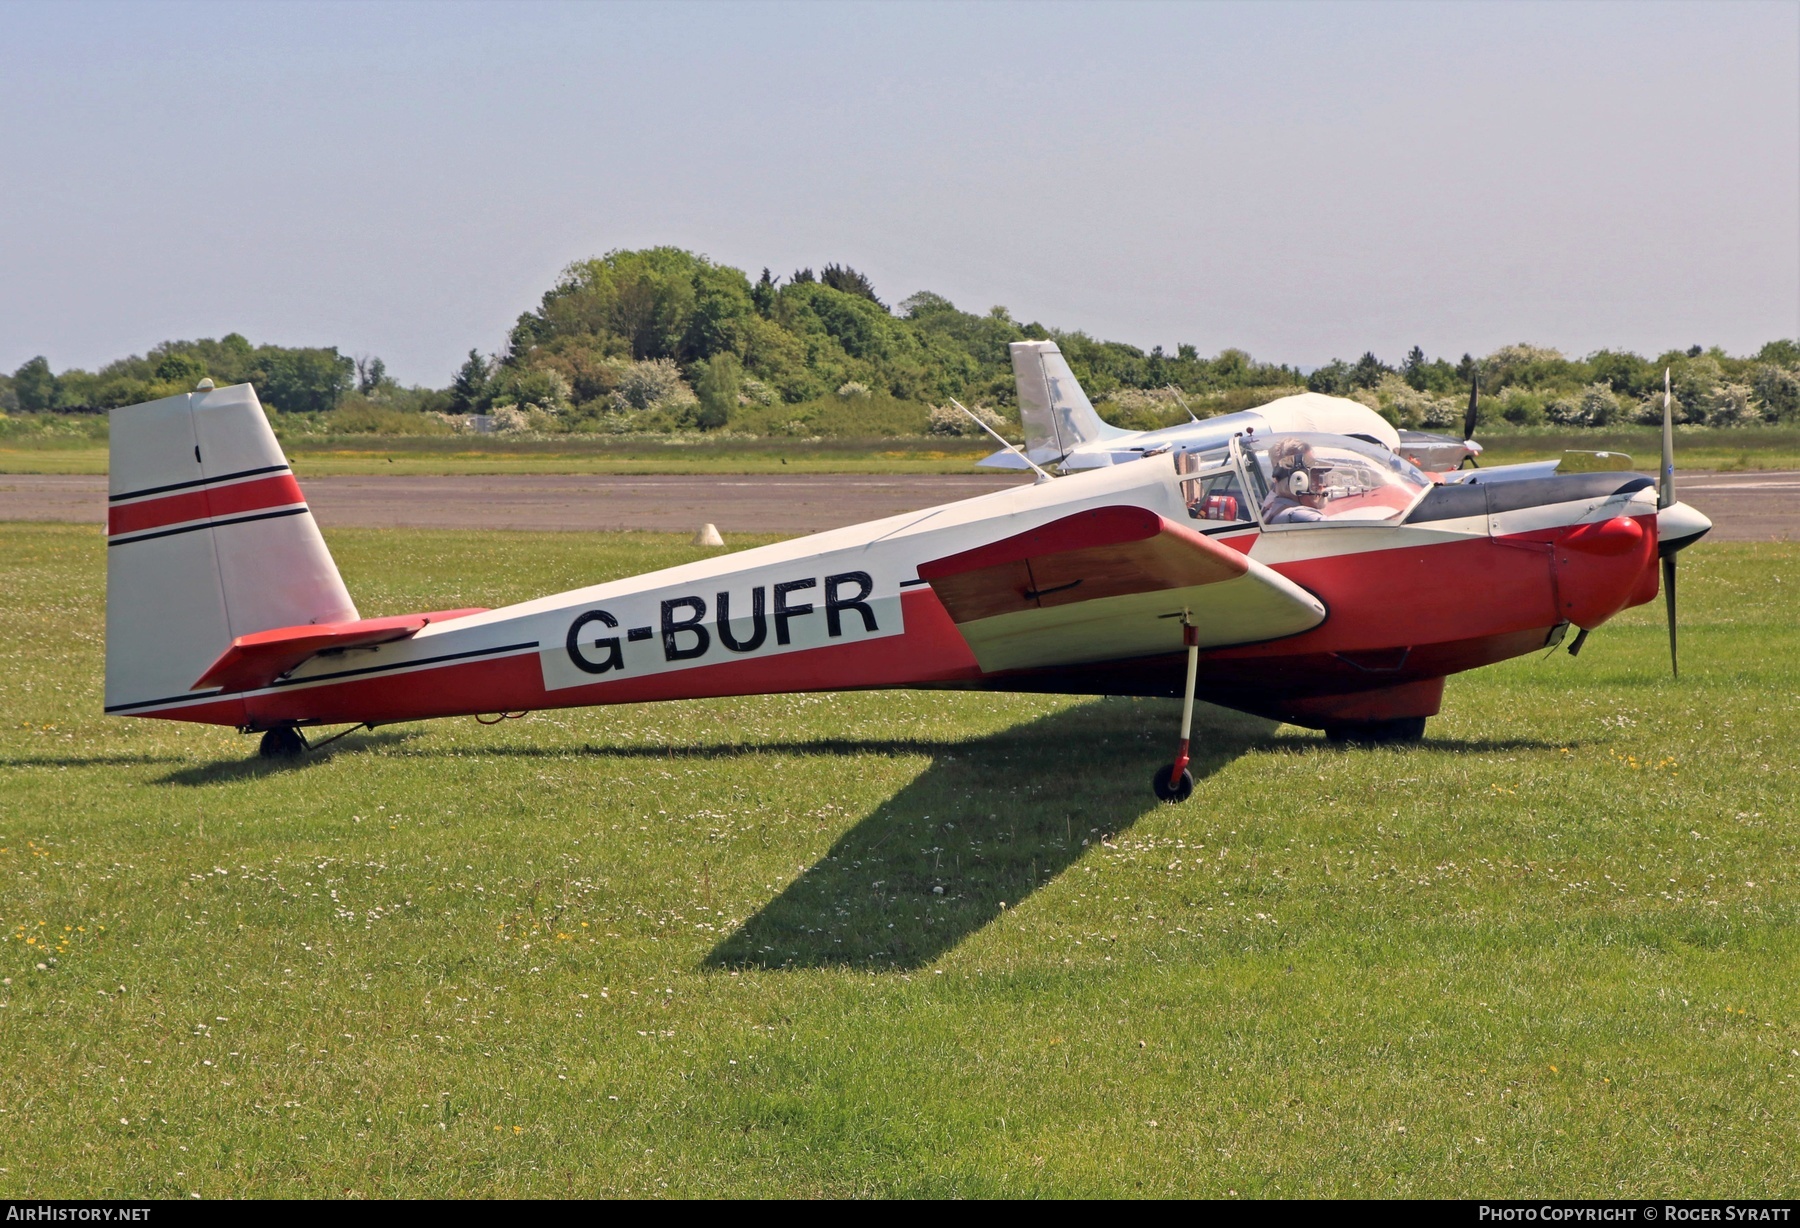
left=258, top=726, right=308, bottom=759
left=1324, top=716, right=1427, bottom=746
left=1152, top=618, right=1202, bottom=803
left=1152, top=763, right=1195, bottom=803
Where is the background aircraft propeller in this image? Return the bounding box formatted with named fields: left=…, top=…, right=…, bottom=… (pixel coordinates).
left=1461, top=371, right=1481, bottom=466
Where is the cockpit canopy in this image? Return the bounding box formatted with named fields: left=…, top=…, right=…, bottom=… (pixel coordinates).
left=1176, top=432, right=1431, bottom=529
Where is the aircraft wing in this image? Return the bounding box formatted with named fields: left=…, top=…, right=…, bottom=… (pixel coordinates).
left=916, top=506, right=1325, bottom=674
left=193, top=608, right=487, bottom=693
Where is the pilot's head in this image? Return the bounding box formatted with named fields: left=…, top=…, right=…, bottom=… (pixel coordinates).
left=1270, top=439, right=1328, bottom=503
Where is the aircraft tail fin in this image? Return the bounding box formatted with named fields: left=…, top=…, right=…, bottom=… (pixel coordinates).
left=104, top=383, right=358, bottom=716
left=1009, top=340, right=1129, bottom=462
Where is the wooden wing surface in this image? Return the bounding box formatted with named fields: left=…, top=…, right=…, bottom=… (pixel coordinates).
left=917, top=506, right=1324, bottom=674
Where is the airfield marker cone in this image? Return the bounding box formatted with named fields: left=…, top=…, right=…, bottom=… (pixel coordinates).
left=693, top=524, right=725, bottom=547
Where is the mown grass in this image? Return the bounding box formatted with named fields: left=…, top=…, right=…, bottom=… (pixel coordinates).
left=0, top=523, right=1795, bottom=1197
left=1471, top=425, right=1800, bottom=472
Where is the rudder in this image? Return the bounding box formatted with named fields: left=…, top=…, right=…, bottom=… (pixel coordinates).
left=1009, top=340, right=1128, bottom=462
left=105, top=383, right=357, bottom=717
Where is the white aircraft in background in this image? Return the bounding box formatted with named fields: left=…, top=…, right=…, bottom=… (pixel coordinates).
left=978, top=341, right=1482, bottom=475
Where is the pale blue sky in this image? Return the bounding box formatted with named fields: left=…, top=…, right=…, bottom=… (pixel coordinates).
left=2, top=0, right=1795, bottom=385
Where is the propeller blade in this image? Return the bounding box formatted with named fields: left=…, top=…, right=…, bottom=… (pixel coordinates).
left=1659, top=367, right=1676, bottom=510
left=1463, top=372, right=1480, bottom=443
left=1662, top=554, right=1679, bottom=678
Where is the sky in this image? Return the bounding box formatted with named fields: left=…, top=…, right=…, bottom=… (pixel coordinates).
left=2, top=0, right=1796, bottom=386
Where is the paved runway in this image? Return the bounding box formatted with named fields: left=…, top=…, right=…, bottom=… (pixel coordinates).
left=3, top=469, right=1795, bottom=541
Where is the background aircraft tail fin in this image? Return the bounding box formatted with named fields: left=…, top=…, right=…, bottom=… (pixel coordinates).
left=1009, top=340, right=1129, bottom=461
left=104, top=383, right=358, bottom=715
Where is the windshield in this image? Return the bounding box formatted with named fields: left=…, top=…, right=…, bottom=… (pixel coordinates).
left=1174, top=445, right=1254, bottom=528
left=1246, top=433, right=1429, bottom=526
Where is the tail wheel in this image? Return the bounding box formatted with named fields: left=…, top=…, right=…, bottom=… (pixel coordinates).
left=258, top=726, right=308, bottom=759
left=1324, top=717, right=1427, bottom=746
left=1151, top=763, right=1195, bottom=802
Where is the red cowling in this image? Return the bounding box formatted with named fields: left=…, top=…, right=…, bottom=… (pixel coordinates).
left=1560, top=516, right=1644, bottom=557
left=1555, top=515, right=1658, bottom=629
left=193, top=609, right=488, bottom=693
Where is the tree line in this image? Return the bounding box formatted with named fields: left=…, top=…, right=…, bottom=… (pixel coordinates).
left=5, top=245, right=1797, bottom=434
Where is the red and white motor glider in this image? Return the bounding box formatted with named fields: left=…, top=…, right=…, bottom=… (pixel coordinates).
left=104, top=373, right=1709, bottom=800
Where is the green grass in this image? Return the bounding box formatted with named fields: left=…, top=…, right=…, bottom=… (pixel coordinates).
left=1, top=523, right=1796, bottom=1196
left=1469, top=425, right=1800, bottom=472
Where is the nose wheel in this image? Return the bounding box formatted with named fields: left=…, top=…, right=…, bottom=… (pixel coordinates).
left=1153, top=621, right=1201, bottom=803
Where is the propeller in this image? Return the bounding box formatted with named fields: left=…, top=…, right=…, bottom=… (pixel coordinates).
left=1571, top=369, right=1699, bottom=676
left=1659, top=368, right=1679, bottom=677
left=1461, top=370, right=1481, bottom=467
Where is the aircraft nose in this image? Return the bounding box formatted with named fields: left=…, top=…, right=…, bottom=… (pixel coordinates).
left=1657, top=501, right=1712, bottom=557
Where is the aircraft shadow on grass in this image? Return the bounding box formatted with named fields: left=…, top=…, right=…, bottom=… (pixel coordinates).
left=154, top=729, right=418, bottom=786
left=703, top=697, right=1284, bottom=972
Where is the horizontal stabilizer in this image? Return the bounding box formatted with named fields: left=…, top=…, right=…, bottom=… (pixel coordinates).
left=918, top=506, right=1324, bottom=673
left=975, top=448, right=1033, bottom=470
left=194, top=609, right=487, bottom=693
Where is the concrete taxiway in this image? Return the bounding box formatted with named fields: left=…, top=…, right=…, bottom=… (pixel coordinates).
left=2, top=470, right=1794, bottom=541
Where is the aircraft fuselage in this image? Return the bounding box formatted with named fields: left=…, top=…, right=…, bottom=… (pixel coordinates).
left=120, top=453, right=1668, bottom=736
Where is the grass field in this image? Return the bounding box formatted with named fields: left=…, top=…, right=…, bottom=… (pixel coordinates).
left=4, top=424, right=1798, bottom=477
left=1, top=523, right=1796, bottom=1197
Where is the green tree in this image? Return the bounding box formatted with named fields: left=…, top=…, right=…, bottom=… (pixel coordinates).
left=819, top=263, right=884, bottom=308
left=1351, top=352, right=1389, bottom=390
left=356, top=356, right=389, bottom=395
left=154, top=352, right=207, bottom=386
left=1752, top=364, right=1800, bottom=421
left=12, top=357, right=56, bottom=412
left=751, top=268, right=779, bottom=317
left=255, top=347, right=353, bottom=413
left=1307, top=359, right=1352, bottom=395
left=450, top=350, right=491, bottom=413
left=490, top=366, right=571, bottom=413
left=514, top=248, right=754, bottom=366
left=1587, top=350, right=1654, bottom=399
left=694, top=353, right=741, bottom=430
left=1402, top=345, right=1428, bottom=390
left=1757, top=339, right=1800, bottom=366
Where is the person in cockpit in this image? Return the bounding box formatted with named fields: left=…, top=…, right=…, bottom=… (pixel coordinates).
left=1261, top=439, right=1330, bottom=523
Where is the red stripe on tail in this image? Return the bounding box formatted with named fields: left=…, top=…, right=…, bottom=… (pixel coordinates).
left=109, top=473, right=306, bottom=536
